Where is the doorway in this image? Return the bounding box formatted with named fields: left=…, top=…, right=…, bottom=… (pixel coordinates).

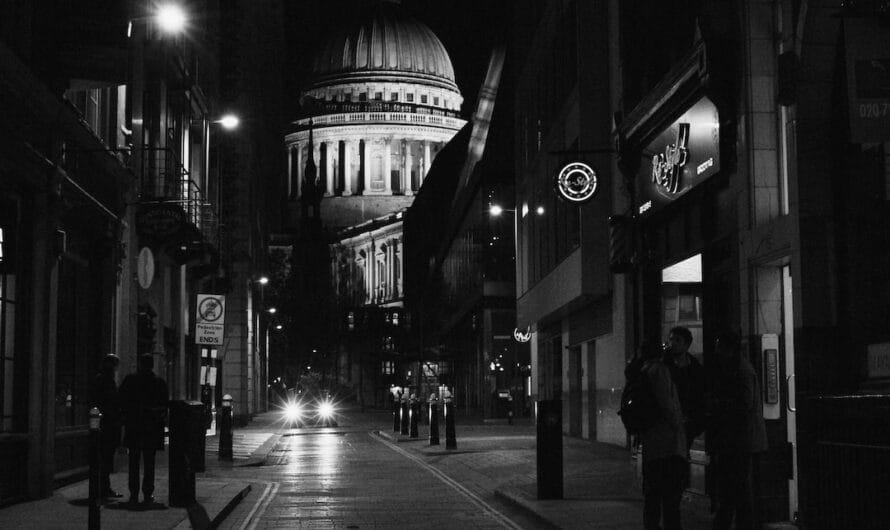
left=782, top=265, right=798, bottom=520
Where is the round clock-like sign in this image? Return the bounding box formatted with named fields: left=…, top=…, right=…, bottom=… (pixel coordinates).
left=137, top=247, right=154, bottom=290
left=556, top=162, right=598, bottom=203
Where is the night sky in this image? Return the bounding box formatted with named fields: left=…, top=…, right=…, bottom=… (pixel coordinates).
left=283, top=0, right=512, bottom=118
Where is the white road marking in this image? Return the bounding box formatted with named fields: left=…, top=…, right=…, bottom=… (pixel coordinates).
left=240, top=481, right=279, bottom=530
left=371, top=432, right=523, bottom=530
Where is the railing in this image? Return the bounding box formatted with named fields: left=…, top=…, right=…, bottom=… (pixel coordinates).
left=800, top=394, right=890, bottom=529
left=140, top=147, right=218, bottom=246
left=294, top=110, right=465, bottom=131
left=300, top=100, right=462, bottom=119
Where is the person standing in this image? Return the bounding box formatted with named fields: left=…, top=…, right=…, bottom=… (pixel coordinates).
left=89, top=353, right=122, bottom=499
left=708, top=331, right=768, bottom=530
left=663, top=326, right=707, bottom=450
left=640, top=341, right=688, bottom=530
left=119, top=354, right=168, bottom=505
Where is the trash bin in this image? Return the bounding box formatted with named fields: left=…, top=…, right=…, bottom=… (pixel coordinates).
left=169, top=400, right=207, bottom=506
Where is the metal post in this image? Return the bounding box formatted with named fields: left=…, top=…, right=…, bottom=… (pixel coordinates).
left=443, top=388, right=456, bottom=450
left=409, top=394, right=419, bottom=438
left=400, top=395, right=409, bottom=435
left=392, top=391, right=401, bottom=432
left=219, top=394, right=233, bottom=460
left=428, top=394, right=440, bottom=446
left=88, top=407, right=102, bottom=529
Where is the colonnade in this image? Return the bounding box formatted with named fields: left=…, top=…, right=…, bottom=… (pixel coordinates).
left=288, top=137, right=439, bottom=199
left=336, top=234, right=403, bottom=306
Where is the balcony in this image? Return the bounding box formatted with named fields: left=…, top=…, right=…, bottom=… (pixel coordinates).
left=137, top=147, right=218, bottom=252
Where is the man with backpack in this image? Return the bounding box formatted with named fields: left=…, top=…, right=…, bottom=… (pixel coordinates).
left=622, top=341, right=688, bottom=530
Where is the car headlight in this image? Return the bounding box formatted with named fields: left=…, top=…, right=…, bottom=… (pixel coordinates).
left=318, top=401, right=335, bottom=419
left=284, top=402, right=302, bottom=421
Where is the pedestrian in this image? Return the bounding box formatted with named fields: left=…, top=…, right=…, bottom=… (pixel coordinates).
left=89, top=353, right=122, bottom=499
left=639, top=340, right=688, bottom=530
left=119, top=354, right=169, bottom=506
left=708, top=330, right=768, bottom=530
left=663, top=326, right=707, bottom=450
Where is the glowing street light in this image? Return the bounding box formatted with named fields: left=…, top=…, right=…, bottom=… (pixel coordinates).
left=490, top=205, right=504, bottom=216
left=217, top=114, right=240, bottom=130
left=274, top=324, right=283, bottom=330
left=267, top=307, right=277, bottom=314
left=156, top=4, right=187, bottom=34
left=257, top=276, right=269, bottom=285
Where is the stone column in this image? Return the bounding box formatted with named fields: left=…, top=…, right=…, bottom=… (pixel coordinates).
left=323, top=142, right=335, bottom=196
left=394, top=239, right=402, bottom=297
left=362, top=140, right=371, bottom=195
left=387, top=242, right=395, bottom=300
left=343, top=140, right=353, bottom=196
left=287, top=146, right=293, bottom=197
left=422, top=140, right=431, bottom=183
left=404, top=140, right=413, bottom=195
left=295, top=143, right=303, bottom=198
left=383, top=139, right=393, bottom=194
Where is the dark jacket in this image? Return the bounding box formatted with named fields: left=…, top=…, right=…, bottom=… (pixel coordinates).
left=708, top=356, right=768, bottom=454
left=640, top=360, right=687, bottom=462
left=90, top=372, right=121, bottom=446
left=119, top=370, right=169, bottom=450
left=664, top=352, right=706, bottom=446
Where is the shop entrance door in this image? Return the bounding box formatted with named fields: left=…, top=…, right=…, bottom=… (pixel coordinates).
left=782, top=265, right=799, bottom=520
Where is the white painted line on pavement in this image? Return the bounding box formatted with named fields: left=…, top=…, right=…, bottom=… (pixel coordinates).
left=240, top=481, right=279, bottom=530
left=371, top=432, right=523, bottom=530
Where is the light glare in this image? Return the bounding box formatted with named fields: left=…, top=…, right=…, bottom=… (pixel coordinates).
left=490, top=205, right=504, bottom=216
left=218, top=114, right=240, bottom=130
left=156, top=4, right=187, bottom=34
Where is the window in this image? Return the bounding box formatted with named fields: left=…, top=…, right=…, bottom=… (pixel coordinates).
left=433, top=96, right=440, bottom=106
left=390, top=92, right=399, bottom=101
left=374, top=92, right=383, bottom=101
left=381, top=361, right=395, bottom=375
left=406, top=93, right=414, bottom=103
left=0, top=221, right=18, bottom=432
left=420, top=94, right=428, bottom=104
left=359, top=92, right=368, bottom=102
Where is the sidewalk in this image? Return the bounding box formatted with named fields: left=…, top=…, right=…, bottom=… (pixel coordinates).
left=0, top=414, right=282, bottom=530
left=376, top=413, right=712, bottom=529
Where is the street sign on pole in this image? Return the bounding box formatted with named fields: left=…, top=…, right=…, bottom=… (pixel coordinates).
left=196, top=294, right=225, bottom=345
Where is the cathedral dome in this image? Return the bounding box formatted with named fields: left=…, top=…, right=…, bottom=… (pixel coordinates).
left=308, top=1, right=458, bottom=92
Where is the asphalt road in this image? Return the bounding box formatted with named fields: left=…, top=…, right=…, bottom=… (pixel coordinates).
left=206, top=409, right=543, bottom=529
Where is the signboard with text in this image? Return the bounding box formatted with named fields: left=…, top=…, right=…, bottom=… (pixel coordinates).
left=195, top=294, right=225, bottom=345
left=636, top=96, right=720, bottom=217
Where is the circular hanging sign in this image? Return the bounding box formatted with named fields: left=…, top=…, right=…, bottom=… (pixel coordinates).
left=513, top=327, right=531, bottom=343
left=555, top=162, right=598, bottom=203
left=137, top=247, right=155, bottom=290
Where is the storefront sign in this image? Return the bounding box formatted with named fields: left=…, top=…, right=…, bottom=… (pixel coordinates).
left=136, top=204, right=186, bottom=240
left=845, top=19, right=890, bottom=142
left=637, top=96, right=720, bottom=216
left=513, top=327, right=531, bottom=343
left=196, top=294, right=225, bottom=345
left=555, top=162, right=597, bottom=203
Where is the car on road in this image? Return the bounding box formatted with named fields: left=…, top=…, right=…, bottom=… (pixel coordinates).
left=281, top=391, right=339, bottom=428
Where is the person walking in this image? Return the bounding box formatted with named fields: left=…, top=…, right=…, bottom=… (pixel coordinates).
left=639, top=341, right=688, bottom=530
left=708, top=331, right=768, bottom=530
left=119, top=354, right=168, bottom=506
left=89, top=353, right=122, bottom=499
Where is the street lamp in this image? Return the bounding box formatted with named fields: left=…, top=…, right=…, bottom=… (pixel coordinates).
left=257, top=276, right=269, bottom=285
left=216, top=114, right=240, bottom=131
left=267, top=307, right=277, bottom=314
left=156, top=4, right=187, bottom=34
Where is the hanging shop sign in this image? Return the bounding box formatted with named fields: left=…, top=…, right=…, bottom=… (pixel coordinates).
left=137, top=247, right=155, bottom=289
left=636, top=96, right=720, bottom=216
left=555, top=162, right=598, bottom=203
left=513, top=327, right=531, bottom=343
left=195, top=294, right=226, bottom=345
left=844, top=19, right=890, bottom=142
left=136, top=203, right=186, bottom=240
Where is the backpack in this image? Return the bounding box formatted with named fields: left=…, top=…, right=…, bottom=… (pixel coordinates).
left=618, top=361, right=659, bottom=435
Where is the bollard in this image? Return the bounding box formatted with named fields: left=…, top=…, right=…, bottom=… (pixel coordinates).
left=409, top=394, right=419, bottom=438
left=88, top=407, right=101, bottom=530
left=392, top=395, right=401, bottom=432
left=400, top=396, right=409, bottom=435
left=219, top=394, right=233, bottom=461
left=428, top=394, right=440, bottom=446
left=443, top=388, right=456, bottom=450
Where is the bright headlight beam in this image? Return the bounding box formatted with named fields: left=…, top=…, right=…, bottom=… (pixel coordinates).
left=284, top=402, right=302, bottom=421
left=318, top=401, right=335, bottom=419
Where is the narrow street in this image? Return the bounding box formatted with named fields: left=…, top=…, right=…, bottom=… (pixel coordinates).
left=210, top=410, right=541, bottom=529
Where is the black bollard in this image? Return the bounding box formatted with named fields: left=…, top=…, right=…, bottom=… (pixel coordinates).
left=536, top=399, right=563, bottom=499
left=219, top=394, right=233, bottom=461
left=392, top=396, right=400, bottom=432
left=444, top=400, right=457, bottom=450
left=409, top=399, right=419, bottom=438
left=429, top=400, right=440, bottom=446
left=400, top=399, right=409, bottom=435
left=88, top=407, right=101, bottom=530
